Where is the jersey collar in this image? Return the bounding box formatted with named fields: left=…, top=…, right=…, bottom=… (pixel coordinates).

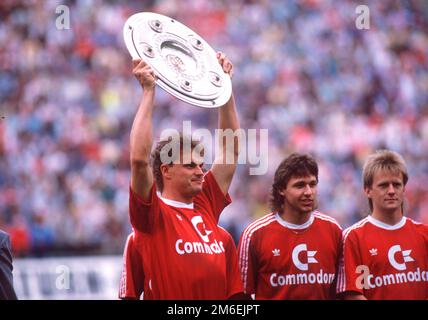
left=275, top=212, right=314, bottom=230
left=156, top=192, right=194, bottom=209
left=367, top=215, right=406, bottom=230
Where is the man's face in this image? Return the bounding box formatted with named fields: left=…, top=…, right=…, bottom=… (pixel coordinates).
left=281, top=174, right=318, bottom=215
left=163, top=150, right=205, bottom=197
left=365, top=169, right=405, bottom=215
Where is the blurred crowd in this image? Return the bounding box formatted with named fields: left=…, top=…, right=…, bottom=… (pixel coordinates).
left=0, top=0, right=427, bottom=257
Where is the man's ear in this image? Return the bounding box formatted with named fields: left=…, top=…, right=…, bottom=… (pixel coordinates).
left=160, top=164, right=173, bottom=180
left=364, top=186, right=371, bottom=198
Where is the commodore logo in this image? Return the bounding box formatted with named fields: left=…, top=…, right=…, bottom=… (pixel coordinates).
left=388, top=245, right=414, bottom=271
left=292, top=244, right=318, bottom=271
left=191, top=216, right=212, bottom=243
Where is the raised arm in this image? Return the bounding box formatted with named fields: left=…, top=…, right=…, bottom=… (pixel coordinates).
left=211, top=52, right=240, bottom=195
left=130, top=59, right=156, bottom=200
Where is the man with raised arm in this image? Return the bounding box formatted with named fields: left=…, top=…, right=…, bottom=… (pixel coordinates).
left=126, top=52, right=243, bottom=299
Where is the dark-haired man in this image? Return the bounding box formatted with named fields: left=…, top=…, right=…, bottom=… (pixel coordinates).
left=238, top=153, right=342, bottom=299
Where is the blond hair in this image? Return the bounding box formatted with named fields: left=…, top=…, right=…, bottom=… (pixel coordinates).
left=363, top=149, right=408, bottom=211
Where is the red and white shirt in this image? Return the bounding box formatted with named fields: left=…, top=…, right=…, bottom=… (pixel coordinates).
left=337, top=215, right=428, bottom=300
left=118, top=227, right=244, bottom=300
left=219, top=226, right=245, bottom=299
left=238, top=211, right=342, bottom=300
left=128, top=171, right=242, bottom=299
left=119, top=232, right=144, bottom=300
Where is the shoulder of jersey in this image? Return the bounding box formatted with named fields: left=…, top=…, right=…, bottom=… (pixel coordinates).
left=242, top=213, right=276, bottom=236
left=342, top=216, right=370, bottom=242
left=405, top=217, right=423, bottom=226
left=406, top=217, right=428, bottom=233
left=217, top=225, right=233, bottom=240
left=313, top=211, right=342, bottom=230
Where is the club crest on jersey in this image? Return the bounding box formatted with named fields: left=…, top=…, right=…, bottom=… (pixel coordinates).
left=388, top=245, right=414, bottom=271
left=292, top=244, right=318, bottom=271
left=191, top=216, right=213, bottom=243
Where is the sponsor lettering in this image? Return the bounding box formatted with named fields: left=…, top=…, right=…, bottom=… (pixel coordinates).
left=270, top=269, right=335, bottom=287
left=175, top=239, right=225, bottom=255
left=356, top=266, right=428, bottom=289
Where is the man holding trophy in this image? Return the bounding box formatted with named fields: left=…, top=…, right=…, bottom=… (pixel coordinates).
left=123, top=12, right=243, bottom=299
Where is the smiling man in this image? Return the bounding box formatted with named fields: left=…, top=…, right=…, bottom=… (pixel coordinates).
left=238, top=153, right=342, bottom=299
left=337, top=149, right=428, bottom=300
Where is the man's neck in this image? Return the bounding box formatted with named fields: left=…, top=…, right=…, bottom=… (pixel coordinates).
left=371, top=209, right=403, bottom=226
left=161, top=189, right=193, bottom=204
left=279, top=208, right=312, bottom=226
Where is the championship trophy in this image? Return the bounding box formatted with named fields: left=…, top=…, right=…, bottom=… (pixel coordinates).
left=123, top=12, right=232, bottom=108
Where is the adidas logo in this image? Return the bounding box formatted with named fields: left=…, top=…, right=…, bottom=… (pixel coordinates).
left=176, top=214, right=183, bottom=221
left=369, top=248, right=378, bottom=256
left=272, top=249, right=281, bottom=257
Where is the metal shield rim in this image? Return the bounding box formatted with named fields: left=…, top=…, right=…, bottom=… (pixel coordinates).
left=123, top=12, right=232, bottom=108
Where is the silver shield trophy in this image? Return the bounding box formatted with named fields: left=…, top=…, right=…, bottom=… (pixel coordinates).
left=123, top=12, right=232, bottom=108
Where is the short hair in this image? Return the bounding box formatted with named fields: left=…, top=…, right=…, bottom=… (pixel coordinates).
left=269, top=153, right=319, bottom=213
left=150, top=134, right=202, bottom=192
left=362, top=149, right=408, bottom=211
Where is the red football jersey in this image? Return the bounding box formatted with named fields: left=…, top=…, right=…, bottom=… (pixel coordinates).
left=118, top=232, right=143, bottom=299
left=337, top=216, right=428, bottom=300
left=218, top=226, right=245, bottom=299
left=118, top=227, right=244, bottom=300
left=119, top=232, right=144, bottom=300
left=129, top=171, right=239, bottom=299
left=238, top=211, right=342, bottom=300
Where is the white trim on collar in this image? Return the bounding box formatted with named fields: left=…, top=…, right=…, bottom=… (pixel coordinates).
left=275, top=212, right=314, bottom=230
left=367, top=215, right=406, bottom=230
left=156, top=192, right=194, bottom=209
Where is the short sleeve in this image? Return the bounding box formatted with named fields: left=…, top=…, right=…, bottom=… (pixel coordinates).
left=129, top=184, right=160, bottom=233
left=224, top=233, right=244, bottom=298
left=238, top=229, right=257, bottom=296
left=119, top=233, right=144, bottom=300
left=195, top=171, right=232, bottom=223
left=336, top=230, right=364, bottom=297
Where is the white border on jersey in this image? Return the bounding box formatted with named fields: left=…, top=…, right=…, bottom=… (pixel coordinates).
left=337, top=218, right=370, bottom=294
left=156, top=191, right=194, bottom=209
left=239, top=213, right=276, bottom=292
left=275, top=212, right=315, bottom=229
left=367, top=215, right=406, bottom=230
left=313, top=211, right=343, bottom=230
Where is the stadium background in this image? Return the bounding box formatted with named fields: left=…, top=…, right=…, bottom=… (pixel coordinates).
left=0, top=0, right=427, bottom=299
